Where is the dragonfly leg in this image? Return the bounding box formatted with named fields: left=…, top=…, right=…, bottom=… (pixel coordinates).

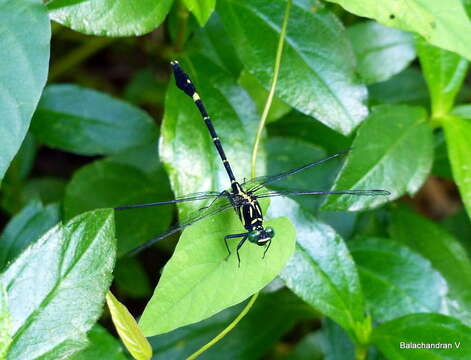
left=224, top=233, right=247, bottom=260
left=236, top=235, right=248, bottom=268
left=262, top=240, right=272, bottom=259
left=199, top=190, right=229, bottom=211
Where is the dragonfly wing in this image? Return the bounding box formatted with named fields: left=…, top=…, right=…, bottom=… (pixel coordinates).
left=242, top=149, right=352, bottom=193
left=115, top=190, right=222, bottom=210
left=254, top=189, right=391, bottom=198
left=125, top=195, right=234, bottom=256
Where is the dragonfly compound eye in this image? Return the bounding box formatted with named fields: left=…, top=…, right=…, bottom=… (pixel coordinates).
left=248, top=230, right=261, bottom=243
left=265, top=227, right=275, bottom=238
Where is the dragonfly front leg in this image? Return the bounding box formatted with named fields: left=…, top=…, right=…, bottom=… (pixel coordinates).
left=262, top=239, right=272, bottom=259
left=224, top=233, right=247, bottom=263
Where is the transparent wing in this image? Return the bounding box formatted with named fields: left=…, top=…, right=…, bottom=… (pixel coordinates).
left=115, top=191, right=221, bottom=210
left=124, top=194, right=234, bottom=256
left=242, top=149, right=352, bottom=193
left=254, top=189, right=391, bottom=199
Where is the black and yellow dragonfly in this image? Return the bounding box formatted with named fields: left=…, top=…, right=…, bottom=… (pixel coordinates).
left=117, top=61, right=389, bottom=265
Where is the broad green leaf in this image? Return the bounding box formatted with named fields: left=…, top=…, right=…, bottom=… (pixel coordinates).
left=322, top=105, right=433, bottom=211
left=64, top=159, right=172, bottom=255
left=108, top=142, right=163, bottom=175
left=372, top=313, right=471, bottom=359
left=285, top=333, right=324, bottom=360
left=106, top=291, right=152, bottom=360
left=317, top=318, right=355, bottom=360
left=123, top=69, right=166, bottom=107
left=182, top=0, right=215, bottom=26
left=368, top=67, right=430, bottom=107
left=0, top=284, right=11, bottom=359
left=0, top=200, right=60, bottom=269
left=416, top=38, right=469, bottom=117
left=347, top=21, right=415, bottom=84
left=139, top=207, right=296, bottom=336
left=160, top=55, right=261, bottom=217
left=266, top=136, right=334, bottom=210
left=70, top=325, right=127, bottom=360
left=0, top=0, right=50, bottom=183
left=47, top=0, right=89, bottom=11
left=442, top=107, right=471, bottom=218
left=441, top=210, right=471, bottom=254
left=432, top=131, right=453, bottom=180
left=268, top=197, right=366, bottom=342
left=238, top=71, right=291, bottom=123
left=390, top=207, right=471, bottom=327
left=114, top=258, right=151, bottom=298
left=149, top=289, right=315, bottom=359
left=32, top=85, right=158, bottom=156
left=325, top=0, right=471, bottom=61
left=349, top=237, right=447, bottom=322
left=49, top=0, right=173, bottom=36
left=0, top=209, right=116, bottom=360
left=218, top=0, right=368, bottom=135
left=190, top=14, right=242, bottom=77
left=268, top=111, right=352, bottom=153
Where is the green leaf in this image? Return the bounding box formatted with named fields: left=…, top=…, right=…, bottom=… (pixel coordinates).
left=160, top=56, right=261, bottom=217
left=114, top=258, right=151, bottom=298
left=139, top=207, right=296, bottom=336
left=238, top=71, right=291, bottom=124
left=64, top=159, right=172, bottom=255
left=106, top=291, right=152, bottom=360
left=268, top=111, right=352, bottom=153
left=347, top=21, right=415, bottom=84
left=49, top=0, right=173, bottom=36
left=149, top=289, right=315, bottom=359
left=0, top=200, right=60, bottom=269
left=322, top=105, right=433, bottom=211
left=0, top=284, right=11, bottom=359
left=0, top=0, right=50, bottom=183
left=442, top=108, right=471, bottom=218
left=368, top=67, right=430, bottom=107
left=325, top=0, right=471, bottom=61
left=372, top=313, right=471, bottom=359
left=0, top=209, right=116, bottom=360
left=218, top=0, right=368, bottom=135
left=390, top=207, right=471, bottom=327
left=31, top=85, right=158, bottom=156
left=69, top=325, right=127, bottom=360
left=432, top=131, right=453, bottom=180
left=182, top=0, right=215, bottom=26
left=416, top=38, right=469, bottom=117
left=349, top=237, right=447, bottom=322
left=268, top=197, right=366, bottom=342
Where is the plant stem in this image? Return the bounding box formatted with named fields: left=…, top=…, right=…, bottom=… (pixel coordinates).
left=355, top=344, right=368, bottom=360
left=175, top=1, right=189, bottom=53
left=186, top=292, right=259, bottom=360
left=250, top=0, right=292, bottom=179
left=49, top=37, right=115, bottom=81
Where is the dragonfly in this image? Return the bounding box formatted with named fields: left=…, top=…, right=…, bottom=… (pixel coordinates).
left=116, top=61, right=390, bottom=265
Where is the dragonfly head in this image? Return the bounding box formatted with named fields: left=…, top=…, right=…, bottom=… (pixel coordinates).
left=170, top=60, right=196, bottom=97
left=248, top=227, right=275, bottom=246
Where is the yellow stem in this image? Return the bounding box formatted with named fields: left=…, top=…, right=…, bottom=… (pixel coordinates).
left=250, top=0, right=292, bottom=179
left=186, top=292, right=259, bottom=360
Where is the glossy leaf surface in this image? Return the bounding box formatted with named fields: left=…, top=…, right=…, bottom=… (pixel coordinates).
left=0, top=200, right=60, bottom=269
left=325, top=0, right=471, bottom=61
left=350, top=237, right=447, bottom=322
left=322, top=105, right=433, bottom=211
left=218, top=0, right=368, bottom=135
left=0, top=0, right=50, bottom=182
left=372, top=313, right=471, bottom=359
left=416, top=38, right=469, bottom=117
left=32, top=85, right=158, bottom=156
left=49, top=0, right=173, bottom=36
left=347, top=21, right=415, bottom=84
left=268, top=197, right=366, bottom=341
left=64, top=159, right=172, bottom=255
left=183, top=0, right=215, bottom=26
left=390, top=207, right=471, bottom=327
left=443, top=107, right=471, bottom=219
left=0, top=209, right=116, bottom=360
left=139, top=207, right=295, bottom=336
left=70, top=325, right=127, bottom=360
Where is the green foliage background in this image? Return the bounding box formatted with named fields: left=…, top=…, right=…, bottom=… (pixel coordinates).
left=0, top=0, right=471, bottom=359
